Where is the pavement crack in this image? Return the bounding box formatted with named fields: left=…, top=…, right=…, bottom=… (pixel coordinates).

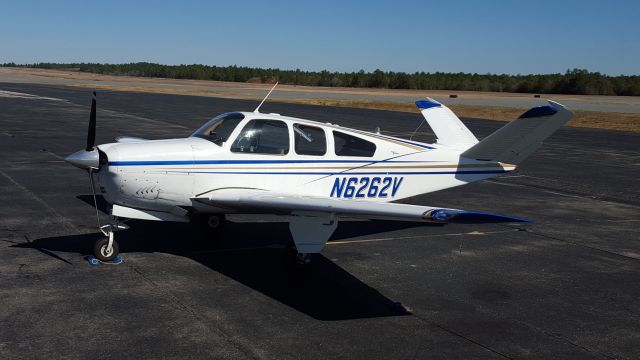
left=411, top=313, right=513, bottom=359
left=0, top=168, right=77, bottom=232
left=98, top=108, right=189, bottom=130
left=23, top=234, right=73, bottom=265
left=526, top=228, right=640, bottom=262
left=512, top=319, right=619, bottom=360
left=327, top=229, right=514, bottom=246
left=39, top=148, right=65, bottom=160
left=127, top=263, right=266, bottom=360
left=487, top=179, right=640, bottom=207
left=412, top=310, right=620, bottom=359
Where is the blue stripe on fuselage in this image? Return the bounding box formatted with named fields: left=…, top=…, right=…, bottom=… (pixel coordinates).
left=108, top=159, right=427, bottom=166
left=147, top=170, right=509, bottom=176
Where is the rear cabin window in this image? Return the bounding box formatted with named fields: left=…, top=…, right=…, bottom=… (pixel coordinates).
left=333, top=131, right=376, bottom=157
left=294, top=124, right=326, bottom=156
left=231, top=119, right=290, bottom=155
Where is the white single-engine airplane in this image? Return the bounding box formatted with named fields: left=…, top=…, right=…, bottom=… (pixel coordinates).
left=65, top=85, right=572, bottom=264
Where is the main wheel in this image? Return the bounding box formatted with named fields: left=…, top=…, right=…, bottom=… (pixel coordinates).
left=284, top=244, right=313, bottom=270
left=94, top=237, right=119, bottom=262
left=205, top=214, right=224, bottom=229
left=196, top=214, right=226, bottom=235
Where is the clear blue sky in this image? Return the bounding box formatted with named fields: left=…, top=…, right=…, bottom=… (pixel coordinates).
left=1, top=0, right=638, bottom=75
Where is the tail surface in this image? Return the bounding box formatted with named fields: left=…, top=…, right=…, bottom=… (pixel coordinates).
left=461, top=101, right=573, bottom=164
left=416, top=98, right=478, bottom=149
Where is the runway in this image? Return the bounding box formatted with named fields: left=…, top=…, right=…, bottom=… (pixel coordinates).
left=1, top=83, right=638, bottom=359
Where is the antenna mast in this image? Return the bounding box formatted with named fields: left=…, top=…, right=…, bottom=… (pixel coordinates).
left=254, top=82, right=279, bottom=113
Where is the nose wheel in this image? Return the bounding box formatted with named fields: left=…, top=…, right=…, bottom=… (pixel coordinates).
left=93, top=222, right=128, bottom=262
left=94, top=236, right=119, bottom=262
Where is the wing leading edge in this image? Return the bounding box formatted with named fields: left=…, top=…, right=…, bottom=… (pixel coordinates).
left=193, top=189, right=529, bottom=224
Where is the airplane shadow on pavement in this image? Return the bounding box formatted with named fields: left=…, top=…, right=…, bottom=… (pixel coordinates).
left=12, top=196, right=437, bottom=321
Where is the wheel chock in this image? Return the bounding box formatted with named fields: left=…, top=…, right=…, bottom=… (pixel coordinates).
left=86, top=255, right=123, bottom=266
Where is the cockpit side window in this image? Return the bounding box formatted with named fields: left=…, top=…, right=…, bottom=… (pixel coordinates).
left=231, top=119, right=290, bottom=155
left=191, top=113, right=244, bottom=145
left=333, top=131, right=376, bottom=157
left=293, top=124, right=326, bottom=156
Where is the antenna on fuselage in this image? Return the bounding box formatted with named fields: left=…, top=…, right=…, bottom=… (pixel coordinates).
left=253, top=82, right=278, bottom=113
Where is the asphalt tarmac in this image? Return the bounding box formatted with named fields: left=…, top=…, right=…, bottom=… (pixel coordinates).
left=1, top=83, right=638, bottom=359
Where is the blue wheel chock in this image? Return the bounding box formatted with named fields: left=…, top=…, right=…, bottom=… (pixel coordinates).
left=87, top=255, right=123, bottom=266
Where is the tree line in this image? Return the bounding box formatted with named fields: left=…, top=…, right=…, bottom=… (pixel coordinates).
left=3, top=62, right=639, bottom=96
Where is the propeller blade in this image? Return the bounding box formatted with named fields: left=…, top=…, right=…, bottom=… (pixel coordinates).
left=86, top=91, right=97, bottom=151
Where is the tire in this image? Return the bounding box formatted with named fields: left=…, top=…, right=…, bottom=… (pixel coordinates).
left=284, top=244, right=313, bottom=270
left=196, top=214, right=226, bottom=235
left=94, top=237, right=119, bottom=262
left=204, top=214, right=224, bottom=229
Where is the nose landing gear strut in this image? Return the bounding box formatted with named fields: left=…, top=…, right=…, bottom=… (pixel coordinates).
left=93, top=222, right=128, bottom=262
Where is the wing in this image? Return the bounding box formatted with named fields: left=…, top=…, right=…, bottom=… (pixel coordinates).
left=193, top=188, right=529, bottom=224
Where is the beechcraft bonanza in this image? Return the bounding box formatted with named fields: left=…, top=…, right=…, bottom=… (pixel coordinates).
left=65, top=84, right=573, bottom=264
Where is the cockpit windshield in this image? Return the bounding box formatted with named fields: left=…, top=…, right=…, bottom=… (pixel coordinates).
left=191, top=112, right=244, bottom=145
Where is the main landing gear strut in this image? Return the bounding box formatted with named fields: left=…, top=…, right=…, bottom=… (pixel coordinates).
left=284, top=211, right=338, bottom=269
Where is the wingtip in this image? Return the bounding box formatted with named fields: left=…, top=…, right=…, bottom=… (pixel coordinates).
left=547, top=100, right=574, bottom=120
left=427, top=209, right=531, bottom=224
left=415, top=99, right=442, bottom=110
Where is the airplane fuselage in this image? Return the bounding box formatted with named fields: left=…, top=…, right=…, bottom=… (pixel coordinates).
left=95, top=112, right=514, bottom=215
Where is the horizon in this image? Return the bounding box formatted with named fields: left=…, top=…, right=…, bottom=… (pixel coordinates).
left=1, top=0, right=638, bottom=76
left=3, top=62, right=636, bottom=78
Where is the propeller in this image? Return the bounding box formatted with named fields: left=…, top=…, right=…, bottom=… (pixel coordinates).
left=86, top=91, right=96, bottom=151
left=65, top=91, right=100, bottom=169
left=64, top=91, right=105, bottom=231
